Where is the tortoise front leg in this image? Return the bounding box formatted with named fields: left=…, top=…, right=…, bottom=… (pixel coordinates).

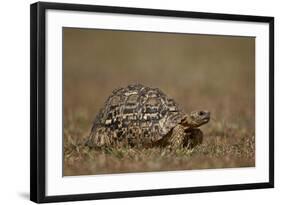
left=167, top=124, right=186, bottom=149
left=184, top=128, right=203, bottom=149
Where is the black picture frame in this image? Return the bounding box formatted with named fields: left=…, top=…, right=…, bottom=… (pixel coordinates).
left=30, top=1, right=274, bottom=203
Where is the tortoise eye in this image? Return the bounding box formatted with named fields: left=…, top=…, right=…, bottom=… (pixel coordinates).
left=198, top=111, right=204, bottom=116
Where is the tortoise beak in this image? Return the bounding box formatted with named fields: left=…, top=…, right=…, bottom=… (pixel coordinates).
left=200, top=111, right=210, bottom=124
left=204, top=111, right=210, bottom=119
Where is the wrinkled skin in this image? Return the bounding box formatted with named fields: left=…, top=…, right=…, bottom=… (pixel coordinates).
left=155, top=110, right=210, bottom=149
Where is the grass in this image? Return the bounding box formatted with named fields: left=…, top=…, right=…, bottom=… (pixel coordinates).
left=63, top=116, right=255, bottom=176
left=63, top=28, right=255, bottom=176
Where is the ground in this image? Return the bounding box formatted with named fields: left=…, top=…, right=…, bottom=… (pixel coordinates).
left=64, top=115, right=254, bottom=175
left=63, top=28, right=255, bottom=176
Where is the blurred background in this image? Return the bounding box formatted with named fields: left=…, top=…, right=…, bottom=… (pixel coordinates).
left=63, top=28, right=255, bottom=175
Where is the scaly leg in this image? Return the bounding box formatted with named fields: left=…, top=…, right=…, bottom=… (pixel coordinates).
left=86, top=127, right=113, bottom=148
left=167, top=124, right=186, bottom=149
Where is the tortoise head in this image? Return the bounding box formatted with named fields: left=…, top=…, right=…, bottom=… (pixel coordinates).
left=181, top=110, right=210, bottom=128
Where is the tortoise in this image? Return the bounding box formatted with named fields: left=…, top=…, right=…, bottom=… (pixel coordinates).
left=86, top=84, right=210, bottom=149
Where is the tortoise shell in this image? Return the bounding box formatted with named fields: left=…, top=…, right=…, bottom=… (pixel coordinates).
left=89, top=84, right=185, bottom=147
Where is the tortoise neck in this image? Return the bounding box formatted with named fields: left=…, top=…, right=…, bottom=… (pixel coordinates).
left=180, top=115, right=193, bottom=129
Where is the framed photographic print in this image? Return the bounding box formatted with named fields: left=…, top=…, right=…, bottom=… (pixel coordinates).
left=30, top=1, right=274, bottom=203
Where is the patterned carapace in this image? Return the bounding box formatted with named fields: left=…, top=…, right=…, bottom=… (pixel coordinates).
left=89, top=84, right=184, bottom=147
